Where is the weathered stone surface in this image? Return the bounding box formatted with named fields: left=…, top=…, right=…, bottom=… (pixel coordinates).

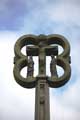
left=13, top=34, right=71, bottom=120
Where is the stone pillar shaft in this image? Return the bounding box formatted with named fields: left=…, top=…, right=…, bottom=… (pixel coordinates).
left=35, top=79, right=50, bottom=120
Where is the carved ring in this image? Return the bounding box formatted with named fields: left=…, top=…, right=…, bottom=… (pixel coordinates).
left=13, top=34, right=71, bottom=88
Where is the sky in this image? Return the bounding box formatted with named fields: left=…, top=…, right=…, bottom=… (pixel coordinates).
left=0, top=0, right=80, bottom=120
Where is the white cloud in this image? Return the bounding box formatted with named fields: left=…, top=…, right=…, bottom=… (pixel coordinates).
left=50, top=41, right=80, bottom=120
left=18, top=0, right=80, bottom=36
left=0, top=32, right=35, bottom=120
left=50, top=77, right=80, bottom=120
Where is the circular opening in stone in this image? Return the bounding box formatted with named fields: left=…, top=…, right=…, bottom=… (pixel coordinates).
left=58, top=45, right=64, bottom=55
left=46, top=56, right=64, bottom=77
left=20, top=66, right=27, bottom=78
left=20, top=57, right=38, bottom=78
left=56, top=65, right=64, bottom=77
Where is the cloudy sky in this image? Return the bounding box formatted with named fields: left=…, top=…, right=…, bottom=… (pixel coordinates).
left=0, top=0, right=80, bottom=120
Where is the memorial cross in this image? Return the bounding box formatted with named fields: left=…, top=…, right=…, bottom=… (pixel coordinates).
left=13, top=34, right=71, bottom=120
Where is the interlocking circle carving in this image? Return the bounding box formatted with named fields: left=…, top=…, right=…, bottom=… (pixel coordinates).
left=13, top=34, right=71, bottom=88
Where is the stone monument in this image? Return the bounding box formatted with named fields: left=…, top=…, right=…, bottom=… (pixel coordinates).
left=13, top=34, right=71, bottom=120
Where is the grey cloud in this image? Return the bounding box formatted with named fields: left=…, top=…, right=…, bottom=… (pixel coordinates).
left=0, top=0, right=28, bottom=30
left=18, top=0, right=80, bottom=37
left=0, top=0, right=80, bottom=32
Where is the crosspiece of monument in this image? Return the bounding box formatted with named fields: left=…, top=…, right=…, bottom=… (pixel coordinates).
left=13, top=34, right=71, bottom=120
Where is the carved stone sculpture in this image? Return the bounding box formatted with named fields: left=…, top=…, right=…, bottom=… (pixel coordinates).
left=50, top=55, right=58, bottom=77
left=27, top=56, right=34, bottom=77
left=13, top=34, right=71, bottom=120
